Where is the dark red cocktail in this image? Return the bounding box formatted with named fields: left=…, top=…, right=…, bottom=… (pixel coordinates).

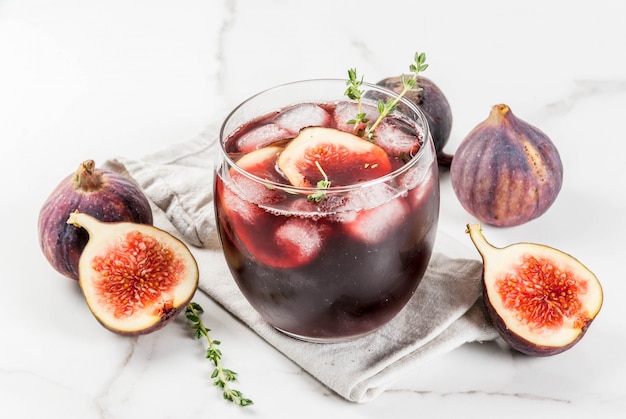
left=215, top=79, right=439, bottom=341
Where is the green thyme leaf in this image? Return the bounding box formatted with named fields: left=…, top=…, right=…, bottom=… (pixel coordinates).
left=346, top=51, right=429, bottom=139
left=344, top=68, right=364, bottom=100
left=307, top=161, right=331, bottom=203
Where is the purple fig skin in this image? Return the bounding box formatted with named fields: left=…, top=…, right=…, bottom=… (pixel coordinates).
left=451, top=104, right=563, bottom=227
left=94, top=295, right=190, bottom=336
left=88, top=297, right=188, bottom=336
left=482, top=287, right=593, bottom=356
left=377, top=75, right=453, bottom=166
left=38, top=160, right=153, bottom=280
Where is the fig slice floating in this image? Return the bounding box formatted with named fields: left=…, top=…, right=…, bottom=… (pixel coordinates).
left=67, top=212, right=199, bottom=335
left=277, top=127, right=392, bottom=188
left=466, top=223, right=603, bottom=356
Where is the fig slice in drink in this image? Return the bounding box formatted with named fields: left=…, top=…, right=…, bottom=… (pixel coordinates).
left=277, top=127, right=392, bottom=188
left=220, top=145, right=328, bottom=269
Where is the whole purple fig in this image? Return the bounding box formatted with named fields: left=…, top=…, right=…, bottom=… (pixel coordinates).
left=38, top=160, right=153, bottom=280
left=377, top=75, right=453, bottom=166
left=451, top=104, right=563, bottom=227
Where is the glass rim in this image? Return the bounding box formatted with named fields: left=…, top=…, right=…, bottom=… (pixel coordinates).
left=218, top=78, right=433, bottom=194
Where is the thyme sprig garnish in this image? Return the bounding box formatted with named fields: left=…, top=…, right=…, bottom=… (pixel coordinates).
left=346, top=51, right=429, bottom=140
left=307, top=160, right=331, bottom=203
left=344, top=68, right=369, bottom=136
left=185, top=302, right=253, bottom=407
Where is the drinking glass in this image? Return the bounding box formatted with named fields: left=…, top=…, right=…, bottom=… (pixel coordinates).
left=214, top=79, right=439, bottom=342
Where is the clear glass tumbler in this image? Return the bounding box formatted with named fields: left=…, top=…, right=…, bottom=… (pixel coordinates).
left=214, top=79, right=439, bottom=342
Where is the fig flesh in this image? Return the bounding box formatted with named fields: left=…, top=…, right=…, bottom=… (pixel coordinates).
left=377, top=75, right=453, bottom=166
left=39, top=160, right=153, bottom=280
left=277, top=126, right=392, bottom=187
left=67, top=212, right=198, bottom=335
left=450, top=104, right=563, bottom=227
left=466, top=223, right=603, bottom=356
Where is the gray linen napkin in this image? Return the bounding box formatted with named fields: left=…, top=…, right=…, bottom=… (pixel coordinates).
left=104, top=125, right=497, bottom=403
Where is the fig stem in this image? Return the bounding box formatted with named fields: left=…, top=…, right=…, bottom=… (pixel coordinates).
left=67, top=211, right=96, bottom=232
left=67, top=212, right=109, bottom=238
left=73, top=160, right=103, bottom=192
left=466, top=223, right=498, bottom=259
left=437, top=151, right=454, bottom=168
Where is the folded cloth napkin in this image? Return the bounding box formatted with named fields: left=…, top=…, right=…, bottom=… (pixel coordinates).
left=104, top=125, right=498, bottom=403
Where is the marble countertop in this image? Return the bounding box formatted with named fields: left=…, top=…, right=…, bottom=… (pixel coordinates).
left=1, top=0, right=625, bottom=417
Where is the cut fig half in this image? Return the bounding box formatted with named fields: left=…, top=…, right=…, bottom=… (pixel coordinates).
left=277, top=127, right=392, bottom=188
left=466, top=223, right=603, bottom=356
left=67, top=212, right=199, bottom=335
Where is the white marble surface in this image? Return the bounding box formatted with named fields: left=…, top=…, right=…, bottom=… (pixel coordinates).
left=1, top=0, right=625, bottom=417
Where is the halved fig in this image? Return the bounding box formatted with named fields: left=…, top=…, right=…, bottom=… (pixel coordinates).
left=466, top=223, right=603, bottom=356
left=67, top=211, right=199, bottom=335
left=277, top=127, right=392, bottom=187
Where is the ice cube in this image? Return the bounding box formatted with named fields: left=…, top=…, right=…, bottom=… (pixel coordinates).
left=220, top=178, right=325, bottom=269
left=231, top=146, right=286, bottom=205
left=274, top=103, right=332, bottom=134
left=395, top=143, right=436, bottom=208
left=273, top=217, right=326, bottom=268
left=373, top=118, right=421, bottom=158
left=343, top=196, right=410, bottom=244
left=338, top=183, right=399, bottom=213
left=333, top=102, right=379, bottom=133
left=329, top=182, right=400, bottom=225
left=231, top=172, right=285, bottom=206
left=284, top=197, right=327, bottom=219
left=220, top=180, right=266, bottom=225
left=407, top=168, right=435, bottom=210
left=397, top=152, right=434, bottom=190
left=236, top=123, right=291, bottom=152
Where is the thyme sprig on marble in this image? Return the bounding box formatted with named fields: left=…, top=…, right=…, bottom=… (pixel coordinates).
left=346, top=51, right=429, bottom=140
left=185, top=302, right=253, bottom=407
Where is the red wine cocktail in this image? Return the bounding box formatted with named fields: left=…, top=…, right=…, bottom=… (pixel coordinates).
left=215, top=79, right=439, bottom=342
